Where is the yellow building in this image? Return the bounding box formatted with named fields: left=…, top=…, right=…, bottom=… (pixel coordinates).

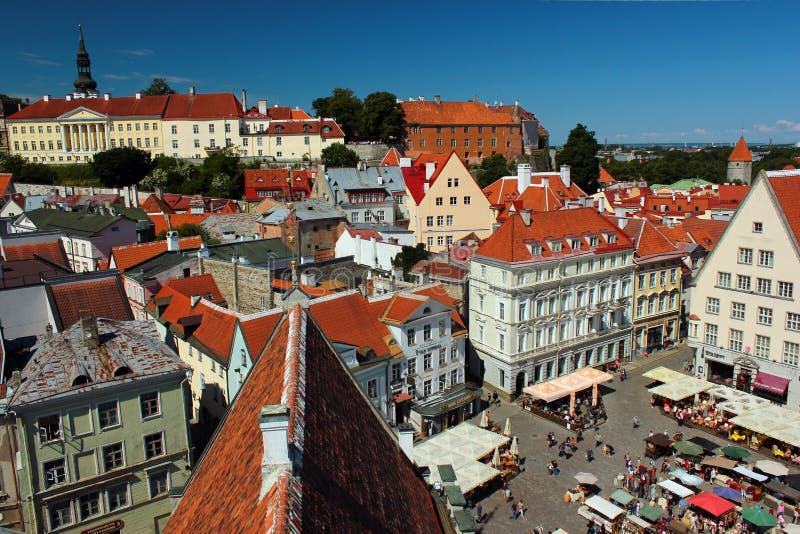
left=627, top=219, right=684, bottom=357
left=404, top=151, right=493, bottom=251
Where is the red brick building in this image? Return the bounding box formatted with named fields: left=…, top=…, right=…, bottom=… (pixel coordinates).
left=401, top=97, right=535, bottom=162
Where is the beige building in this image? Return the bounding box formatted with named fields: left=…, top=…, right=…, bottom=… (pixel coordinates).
left=403, top=152, right=493, bottom=251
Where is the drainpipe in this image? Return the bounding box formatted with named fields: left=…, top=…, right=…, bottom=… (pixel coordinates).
left=232, top=254, right=240, bottom=312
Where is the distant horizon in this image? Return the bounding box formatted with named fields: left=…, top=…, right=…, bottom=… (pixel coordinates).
left=4, top=0, right=799, bottom=145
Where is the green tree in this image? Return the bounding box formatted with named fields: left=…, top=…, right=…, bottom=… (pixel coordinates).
left=320, top=143, right=359, bottom=168
left=92, top=147, right=152, bottom=187
left=475, top=153, right=511, bottom=188
left=198, top=147, right=242, bottom=198
left=359, top=91, right=405, bottom=142
left=557, top=124, right=601, bottom=194
left=753, top=147, right=800, bottom=176
left=312, top=88, right=363, bottom=141
left=141, top=77, right=176, bottom=96
left=392, top=243, right=429, bottom=281
left=156, top=223, right=219, bottom=245
left=0, top=94, right=25, bottom=104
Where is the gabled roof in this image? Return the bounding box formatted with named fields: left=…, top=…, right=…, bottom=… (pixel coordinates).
left=402, top=100, right=518, bottom=125
left=21, top=208, right=131, bottom=237
left=148, top=213, right=210, bottom=234
left=728, top=137, right=753, bottom=162
left=476, top=208, right=634, bottom=263
left=243, top=105, right=311, bottom=120
left=325, top=165, right=406, bottom=194
left=201, top=213, right=260, bottom=241
left=7, top=95, right=169, bottom=120
left=244, top=169, right=314, bottom=200
left=166, top=306, right=443, bottom=532
left=160, top=273, right=225, bottom=303
left=380, top=147, right=403, bottom=166
left=110, top=236, right=202, bottom=272
left=266, top=119, right=344, bottom=138
left=1, top=233, right=68, bottom=265
left=381, top=293, right=428, bottom=324
left=680, top=217, right=729, bottom=250
left=625, top=219, right=683, bottom=260
left=767, top=175, right=800, bottom=244
left=162, top=93, right=243, bottom=119
left=141, top=194, right=176, bottom=214
left=238, top=310, right=283, bottom=361
left=45, top=272, right=133, bottom=330
left=598, top=167, right=617, bottom=185
left=309, top=291, right=394, bottom=358
left=402, top=152, right=455, bottom=204
left=0, top=174, right=13, bottom=195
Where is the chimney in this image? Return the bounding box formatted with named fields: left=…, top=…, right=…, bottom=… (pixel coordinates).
left=189, top=85, right=196, bottom=96
left=166, top=230, right=180, bottom=252
left=354, top=233, right=362, bottom=264
left=135, top=91, right=142, bottom=100
left=80, top=316, right=100, bottom=349
left=542, top=177, right=549, bottom=190
left=43, top=94, right=50, bottom=102
left=259, top=404, right=291, bottom=496
left=65, top=94, right=72, bottom=101
left=258, top=99, right=267, bottom=115
left=434, top=95, right=441, bottom=104
left=425, top=161, right=436, bottom=180
left=45, top=324, right=53, bottom=340
left=241, top=88, right=247, bottom=112
left=103, top=92, right=111, bottom=100
left=519, top=209, right=532, bottom=226
left=517, top=163, right=531, bottom=193
left=399, top=157, right=411, bottom=168
left=472, top=94, right=478, bottom=104
left=155, top=186, right=164, bottom=200
left=598, top=195, right=606, bottom=213
left=418, top=96, right=424, bottom=102
left=123, top=186, right=131, bottom=207
left=132, top=184, right=140, bottom=207
left=398, top=423, right=414, bottom=462
left=560, top=165, right=571, bottom=188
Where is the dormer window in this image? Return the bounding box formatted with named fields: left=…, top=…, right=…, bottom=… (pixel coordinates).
left=571, top=239, right=581, bottom=251
left=275, top=125, right=283, bottom=133
left=589, top=236, right=599, bottom=247
left=323, top=126, right=331, bottom=133
left=551, top=241, right=562, bottom=253
left=528, top=243, right=542, bottom=256
left=303, top=124, right=311, bottom=132
left=607, top=234, right=616, bottom=244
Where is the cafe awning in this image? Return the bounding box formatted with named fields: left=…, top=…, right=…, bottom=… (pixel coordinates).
left=585, top=495, right=625, bottom=520
left=658, top=479, right=695, bottom=498
left=522, top=367, right=613, bottom=403
left=688, top=492, right=736, bottom=517
left=453, top=509, right=478, bottom=533
left=643, top=366, right=688, bottom=384
left=444, top=484, right=467, bottom=507
left=753, top=372, right=790, bottom=396
left=733, top=466, right=768, bottom=482
left=688, top=436, right=720, bottom=453
left=649, top=376, right=713, bottom=402
left=411, top=383, right=482, bottom=417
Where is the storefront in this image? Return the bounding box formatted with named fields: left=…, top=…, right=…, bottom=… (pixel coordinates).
left=411, top=383, right=482, bottom=437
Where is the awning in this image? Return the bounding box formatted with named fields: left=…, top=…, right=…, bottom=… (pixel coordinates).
left=393, top=393, right=413, bottom=403
left=764, top=481, right=800, bottom=503
left=626, top=515, right=652, bottom=529
left=688, top=436, right=720, bottom=452
left=753, top=371, right=790, bottom=396
left=453, top=509, right=478, bottom=533
left=649, top=376, right=713, bottom=401
left=643, top=366, right=688, bottom=384
left=522, top=367, right=613, bottom=403
left=688, top=492, right=736, bottom=517
left=733, top=466, right=768, bottom=482
left=609, top=489, right=636, bottom=505
left=658, top=479, right=695, bottom=498
left=438, top=464, right=457, bottom=483
left=584, top=495, right=625, bottom=520
left=444, top=484, right=467, bottom=507
left=411, top=384, right=482, bottom=417
left=700, top=456, right=738, bottom=470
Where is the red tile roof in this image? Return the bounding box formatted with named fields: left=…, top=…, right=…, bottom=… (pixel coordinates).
left=598, top=167, right=617, bottom=184
left=381, top=293, right=427, bottom=324
left=380, top=147, right=402, bottom=166
left=270, top=278, right=336, bottom=298
left=715, top=184, right=749, bottom=207
left=265, top=119, right=344, bottom=138
left=767, top=175, right=800, bottom=244
left=243, top=105, right=312, bottom=120
left=141, top=194, right=175, bottom=214
left=402, top=152, right=455, bottom=204
left=402, top=100, right=518, bottom=125
left=8, top=95, right=170, bottom=120
left=167, top=306, right=442, bottom=533
left=148, top=213, right=211, bottom=234
left=2, top=240, right=68, bottom=265
left=109, top=236, right=202, bottom=272
left=411, top=285, right=466, bottom=330
left=346, top=227, right=382, bottom=241
left=162, top=273, right=224, bottom=303
left=476, top=207, right=634, bottom=263
left=239, top=310, right=283, bottom=361
left=309, top=292, right=394, bottom=357
left=0, top=174, right=12, bottom=195
left=162, top=93, right=243, bottom=119
left=728, top=136, right=753, bottom=162
left=47, top=274, right=133, bottom=330
left=628, top=220, right=682, bottom=260
left=243, top=169, right=314, bottom=201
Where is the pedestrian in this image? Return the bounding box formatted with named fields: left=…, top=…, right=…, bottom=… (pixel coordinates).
left=553, top=460, right=559, bottom=476
left=596, top=432, right=603, bottom=448
left=475, top=502, right=483, bottom=523
left=503, top=482, right=511, bottom=501
left=511, top=502, right=517, bottom=519
left=633, top=416, right=639, bottom=429
left=651, top=395, right=657, bottom=407
left=517, top=499, right=525, bottom=519
left=587, top=449, right=594, bottom=462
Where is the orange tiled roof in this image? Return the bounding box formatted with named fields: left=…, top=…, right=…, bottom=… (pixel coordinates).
left=411, top=285, right=466, bottom=330
left=728, top=137, right=752, bottom=162
left=162, top=93, right=243, bottom=120
left=768, top=175, right=800, bottom=244
left=309, top=292, right=393, bottom=357
left=381, top=293, right=427, bottom=324
left=680, top=217, right=729, bottom=250
left=631, top=220, right=682, bottom=260
left=0, top=174, right=12, bottom=195
left=402, top=100, right=518, bottom=125
left=141, top=194, right=175, bottom=214
left=110, top=236, right=202, bottom=272
left=2, top=240, right=68, bottom=265
left=476, top=207, right=634, bottom=263
left=48, top=275, right=133, bottom=330
left=380, top=147, right=402, bottom=166
left=239, top=310, right=282, bottom=361
left=271, top=279, right=336, bottom=298
left=403, top=152, right=458, bottom=204
left=598, top=167, right=617, bottom=184
left=148, top=213, right=210, bottom=234
left=162, top=273, right=225, bottom=303
left=8, top=95, right=169, bottom=120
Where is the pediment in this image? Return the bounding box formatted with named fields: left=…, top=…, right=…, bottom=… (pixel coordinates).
left=58, top=107, right=108, bottom=121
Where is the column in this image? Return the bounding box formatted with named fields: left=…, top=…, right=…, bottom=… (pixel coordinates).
left=95, top=124, right=102, bottom=151
left=67, top=124, right=73, bottom=151
left=104, top=124, right=110, bottom=149
left=60, top=125, right=67, bottom=153
left=78, top=124, right=85, bottom=152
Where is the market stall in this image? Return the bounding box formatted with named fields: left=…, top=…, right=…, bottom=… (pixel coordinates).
left=578, top=495, right=626, bottom=532
left=645, top=433, right=673, bottom=459
left=686, top=491, right=736, bottom=522
left=701, top=456, right=738, bottom=471
left=643, top=366, right=688, bottom=385
left=658, top=479, right=695, bottom=499
left=623, top=514, right=652, bottom=534
left=523, top=367, right=613, bottom=417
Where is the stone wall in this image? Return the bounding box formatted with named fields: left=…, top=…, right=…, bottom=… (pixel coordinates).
left=201, top=258, right=272, bottom=314
left=346, top=143, right=392, bottom=164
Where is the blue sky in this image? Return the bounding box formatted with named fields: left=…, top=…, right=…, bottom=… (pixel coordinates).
left=5, top=0, right=799, bottom=145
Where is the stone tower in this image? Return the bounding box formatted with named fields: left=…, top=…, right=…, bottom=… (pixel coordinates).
left=73, top=25, right=98, bottom=98
left=727, top=136, right=752, bottom=184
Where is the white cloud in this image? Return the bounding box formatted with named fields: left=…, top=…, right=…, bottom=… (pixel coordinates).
left=104, top=74, right=130, bottom=80
left=692, top=128, right=708, bottom=135
left=776, top=120, right=800, bottom=131
left=614, top=133, right=629, bottom=140
left=21, top=53, right=60, bottom=66
left=122, top=49, right=154, bottom=57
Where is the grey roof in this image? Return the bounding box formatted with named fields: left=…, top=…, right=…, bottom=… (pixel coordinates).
left=325, top=166, right=407, bottom=193
left=21, top=208, right=133, bottom=237
left=292, top=199, right=345, bottom=221
left=124, top=251, right=196, bottom=283
left=257, top=206, right=290, bottom=225
left=10, top=318, right=188, bottom=408
left=207, top=238, right=292, bottom=266
left=201, top=213, right=260, bottom=240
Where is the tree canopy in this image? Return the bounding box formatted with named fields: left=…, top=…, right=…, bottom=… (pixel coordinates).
left=475, top=153, right=511, bottom=188
left=392, top=243, right=429, bottom=281
left=312, top=88, right=363, bottom=142
left=141, top=78, right=176, bottom=96
left=557, top=124, right=601, bottom=194
left=91, top=147, right=152, bottom=187
left=359, top=92, right=405, bottom=143
left=156, top=223, right=219, bottom=245
left=0, top=93, right=25, bottom=104
left=321, top=143, right=360, bottom=168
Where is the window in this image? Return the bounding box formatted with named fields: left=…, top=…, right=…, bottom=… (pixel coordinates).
left=649, top=273, right=656, bottom=288
left=208, top=124, right=215, bottom=133
left=757, top=278, right=772, bottom=295
left=408, top=357, right=416, bottom=375
left=437, top=215, right=444, bottom=226
left=784, top=341, right=799, bottom=366
left=669, top=292, right=678, bottom=309
left=172, top=140, right=178, bottom=149
left=192, top=124, right=199, bottom=134
left=209, top=139, right=216, bottom=149
left=148, top=470, right=169, bottom=498
left=779, top=281, right=794, bottom=298
left=49, top=500, right=72, bottom=529
left=391, top=363, right=401, bottom=383
left=446, top=215, right=453, bottom=226
left=140, top=392, right=160, bottom=418
left=787, top=312, right=800, bottom=332
left=44, top=458, right=67, bottom=488
left=38, top=414, right=61, bottom=443
left=426, top=216, right=434, bottom=227
left=423, top=324, right=432, bottom=341
left=717, top=272, right=731, bottom=288
left=126, top=123, right=132, bottom=132
left=451, top=139, right=456, bottom=148
left=103, top=442, right=124, bottom=471
left=464, top=195, right=472, bottom=205
left=753, top=221, right=763, bottom=233
left=499, top=302, right=506, bottom=320
left=439, top=347, right=447, bottom=365
left=450, top=368, right=458, bottom=385
left=423, top=353, right=432, bottom=370
left=435, top=197, right=443, bottom=206
left=498, top=332, right=505, bottom=352
left=407, top=328, right=416, bottom=345
left=367, top=379, right=377, bottom=399
left=704, top=323, right=718, bottom=346
left=491, top=137, right=497, bottom=147
left=519, top=302, right=527, bottom=321
left=449, top=196, right=457, bottom=206
left=427, top=237, right=434, bottom=247
left=257, top=137, right=263, bottom=146
left=107, top=483, right=129, bottom=511
left=438, top=319, right=446, bottom=336
left=660, top=270, right=666, bottom=286
left=637, top=298, right=645, bottom=317
left=423, top=380, right=432, bottom=396
left=758, top=250, right=774, bottom=268
left=755, top=335, right=770, bottom=358
left=79, top=491, right=101, bottom=520
left=738, top=248, right=753, bottom=264
left=437, top=236, right=444, bottom=246
left=135, top=123, right=141, bottom=131
left=144, top=432, right=164, bottom=459
left=304, top=136, right=310, bottom=145
left=171, top=125, right=177, bottom=134
left=731, top=302, right=745, bottom=320
left=729, top=329, right=743, bottom=352
left=736, top=275, right=751, bottom=291
left=638, top=275, right=645, bottom=290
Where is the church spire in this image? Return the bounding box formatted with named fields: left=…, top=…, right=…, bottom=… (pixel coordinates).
left=73, top=24, right=98, bottom=98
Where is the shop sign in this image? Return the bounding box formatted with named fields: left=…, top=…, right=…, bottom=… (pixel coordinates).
left=81, top=520, right=124, bottom=534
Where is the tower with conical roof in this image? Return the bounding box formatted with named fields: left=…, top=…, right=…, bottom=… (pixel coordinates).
left=727, top=136, right=752, bottom=184
left=73, top=25, right=98, bottom=98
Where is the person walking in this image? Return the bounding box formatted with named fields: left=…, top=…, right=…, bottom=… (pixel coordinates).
left=596, top=431, right=603, bottom=448
left=475, top=502, right=483, bottom=523
left=633, top=416, right=640, bottom=429
left=517, top=500, right=525, bottom=519
left=553, top=460, right=560, bottom=476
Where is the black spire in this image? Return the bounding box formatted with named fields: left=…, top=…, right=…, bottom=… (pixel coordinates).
left=74, top=24, right=98, bottom=97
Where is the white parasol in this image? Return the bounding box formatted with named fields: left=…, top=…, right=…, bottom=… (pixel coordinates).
left=503, top=417, right=512, bottom=437
left=510, top=436, right=519, bottom=456
left=491, top=447, right=501, bottom=468
left=479, top=411, right=488, bottom=428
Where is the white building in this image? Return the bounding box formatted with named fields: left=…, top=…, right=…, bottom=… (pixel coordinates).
left=334, top=227, right=402, bottom=272
left=469, top=207, right=636, bottom=396
left=689, top=169, right=800, bottom=407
